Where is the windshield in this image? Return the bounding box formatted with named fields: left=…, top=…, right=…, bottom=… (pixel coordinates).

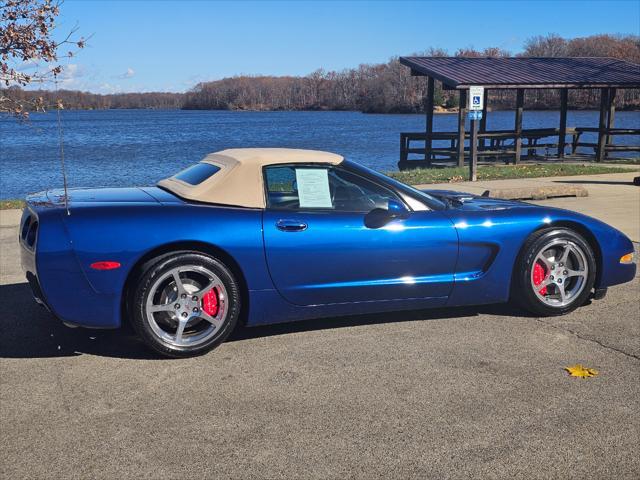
left=343, top=160, right=446, bottom=211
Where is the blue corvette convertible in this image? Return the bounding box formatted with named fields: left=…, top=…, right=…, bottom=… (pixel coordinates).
left=20, top=148, right=636, bottom=357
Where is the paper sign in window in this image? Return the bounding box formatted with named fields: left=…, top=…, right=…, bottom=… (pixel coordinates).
left=295, top=168, right=332, bottom=208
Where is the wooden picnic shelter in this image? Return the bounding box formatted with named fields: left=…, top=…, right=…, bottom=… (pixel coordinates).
left=397, top=57, right=640, bottom=174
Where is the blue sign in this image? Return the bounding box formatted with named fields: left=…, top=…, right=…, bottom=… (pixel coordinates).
left=472, top=95, right=481, bottom=106
left=468, top=110, right=483, bottom=121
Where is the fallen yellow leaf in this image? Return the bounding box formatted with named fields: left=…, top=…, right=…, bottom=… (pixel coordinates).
left=565, top=364, right=599, bottom=378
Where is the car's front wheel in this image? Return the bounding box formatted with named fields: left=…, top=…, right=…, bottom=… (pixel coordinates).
left=130, top=251, right=241, bottom=357
left=514, top=228, right=597, bottom=316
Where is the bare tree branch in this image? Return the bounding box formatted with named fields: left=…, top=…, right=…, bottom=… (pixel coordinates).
left=0, top=0, right=84, bottom=116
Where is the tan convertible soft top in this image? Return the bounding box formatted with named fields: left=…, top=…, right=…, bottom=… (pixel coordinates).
left=158, top=148, right=344, bottom=208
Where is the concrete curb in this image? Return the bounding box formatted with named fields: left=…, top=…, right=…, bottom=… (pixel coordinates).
left=483, top=185, right=589, bottom=200
left=0, top=209, right=22, bottom=228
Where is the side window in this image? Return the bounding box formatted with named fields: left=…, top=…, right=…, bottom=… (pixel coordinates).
left=265, top=166, right=299, bottom=209
left=329, top=168, right=400, bottom=211
left=265, top=165, right=404, bottom=212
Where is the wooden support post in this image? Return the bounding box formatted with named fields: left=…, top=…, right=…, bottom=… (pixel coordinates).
left=558, top=88, right=568, bottom=158
left=424, top=76, right=435, bottom=165
left=571, top=131, right=580, bottom=154
left=596, top=88, right=609, bottom=162
left=399, top=134, right=407, bottom=169
left=457, top=89, right=467, bottom=168
left=470, top=118, right=478, bottom=181
left=479, top=89, right=488, bottom=150
left=605, top=87, right=617, bottom=158
left=514, top=89, right=524, bottom=164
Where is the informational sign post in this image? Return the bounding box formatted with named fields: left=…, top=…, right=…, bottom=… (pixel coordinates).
left=467, top=86, right=484, bottom=182
left=469, top=116, right=479, bottom=181
left=468, top=86, right=484, bottom=112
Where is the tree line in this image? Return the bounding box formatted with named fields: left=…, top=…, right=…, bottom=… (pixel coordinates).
left=3, top=34, right=639, bottom=114
left=0, top=86, right=185, bottom=110
left=183, top=34, right=640, bottom=112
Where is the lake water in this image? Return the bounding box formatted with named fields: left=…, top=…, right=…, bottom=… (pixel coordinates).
left=1, top=109, right=638, bottom=199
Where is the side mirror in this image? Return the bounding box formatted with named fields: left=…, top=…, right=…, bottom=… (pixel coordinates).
left=364, top=199, right=408, bottom=229
left=387, top=199, right=406, bottom=213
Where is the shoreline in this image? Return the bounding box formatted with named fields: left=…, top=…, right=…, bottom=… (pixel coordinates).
left=3, top=163, right=638, bottom=210
left=4, top=106, right=640, bottom=115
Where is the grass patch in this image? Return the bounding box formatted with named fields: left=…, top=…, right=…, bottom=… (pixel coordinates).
left=0, top=200, right=25, bottom=210
left=389, top=163, right=638, bottom=185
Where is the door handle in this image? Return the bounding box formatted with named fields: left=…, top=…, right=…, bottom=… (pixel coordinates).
left=276, top=219, right=308, bottom=232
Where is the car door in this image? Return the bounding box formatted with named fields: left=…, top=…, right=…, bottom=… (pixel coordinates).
left=262, top=164, right=458, bottom=306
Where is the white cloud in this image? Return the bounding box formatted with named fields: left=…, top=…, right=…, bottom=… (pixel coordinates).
left=61, top=64, right=81, bottom=78
left=56, top=64, right=86, bottom=88
left=98, top=82, right=121, bottom=94
left=19, top=62, right=85, bottom=89
left=117, top=67, right=135, bottom=79
left=24, top=63, right=138, bottom=93
left=95, top=82, right=155, bottom=94
left=16, top=58, right=41, bottom=72
left=23, top=63, right=179, bottom=94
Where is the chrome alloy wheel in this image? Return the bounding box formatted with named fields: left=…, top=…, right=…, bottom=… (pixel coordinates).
left=145, top=265, right=227, bottom=348
left=531, top=239, right=589, bottom=307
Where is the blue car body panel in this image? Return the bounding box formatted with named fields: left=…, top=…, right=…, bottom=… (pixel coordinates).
left=20, top=178, right=636, bottom=330
left=262, top=209, right=458, bottom=305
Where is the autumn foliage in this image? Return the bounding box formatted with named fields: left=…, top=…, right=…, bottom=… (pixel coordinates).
left=0, top=0, right=84, bottom=115
left=182, top=35, right=640, bottom=113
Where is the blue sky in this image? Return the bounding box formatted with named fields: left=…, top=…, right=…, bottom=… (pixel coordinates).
left=47, top=0, right=640, bottom=93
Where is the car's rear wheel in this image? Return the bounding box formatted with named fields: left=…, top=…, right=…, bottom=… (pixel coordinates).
left=130, top=252, right=240, bottom=357
left=514, top=228, right=596, bottom=316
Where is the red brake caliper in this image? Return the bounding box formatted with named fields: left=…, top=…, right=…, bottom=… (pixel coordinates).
left=533, top=261, right=548, bottom=295
left=202, top=289, right=219, bottom=317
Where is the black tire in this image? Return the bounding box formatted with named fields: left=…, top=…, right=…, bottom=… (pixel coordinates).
left=129, top=251, right=241, bottom=358
left=513, top=228, right=597, bottom=316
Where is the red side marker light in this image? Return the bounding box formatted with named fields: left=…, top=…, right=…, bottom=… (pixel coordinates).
left=90, top=261, right=121, bottom=271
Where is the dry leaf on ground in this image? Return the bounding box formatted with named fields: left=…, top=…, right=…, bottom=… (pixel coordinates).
left=565, top=364, right=599, bottom=378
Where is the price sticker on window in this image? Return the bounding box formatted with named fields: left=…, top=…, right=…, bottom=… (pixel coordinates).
left=296, top=168, right=332, bottom=208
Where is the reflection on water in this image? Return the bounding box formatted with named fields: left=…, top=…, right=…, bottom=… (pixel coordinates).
left=1, top=109, right=638, bottom=199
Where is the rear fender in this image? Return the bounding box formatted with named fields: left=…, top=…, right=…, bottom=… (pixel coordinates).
left=22, top=206, right=119, bottom=328
left=58, top=204, right=272, bottom=327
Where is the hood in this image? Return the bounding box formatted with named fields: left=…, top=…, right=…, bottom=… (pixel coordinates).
left=421, top=189, right=533, bottom=211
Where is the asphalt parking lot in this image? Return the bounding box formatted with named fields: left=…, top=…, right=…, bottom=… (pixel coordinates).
left=1, top=221, right=639, bottom=479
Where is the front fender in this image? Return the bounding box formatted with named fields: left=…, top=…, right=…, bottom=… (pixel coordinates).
left=574, top=214, right=636, bottom=288
left=444, top=205, right=636, bottom=307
